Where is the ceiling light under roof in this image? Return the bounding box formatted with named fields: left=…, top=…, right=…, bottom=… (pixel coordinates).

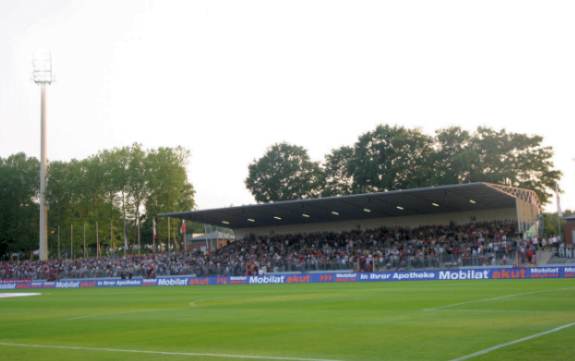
left=432, top=202, right=440, bottom=207
left=273, top=216, right=282, bottom=221
left=331, top=211, right=340, bottom=216
left=221, top=220, right=230, bottom=225
left=396, top=206, right=404, bottom=211
left=247, top=218, right=255, bottom=223
left=469, top=199, right=477, bottom=204
left=363, top=208, right=371, bottom=213
left=302, top=213, right=311, bottom=218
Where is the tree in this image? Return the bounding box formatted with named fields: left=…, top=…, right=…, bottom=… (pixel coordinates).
left=464, top=127, right=560, bottom=204
left=95, top=149, right=126, bottom=251
left=322, top=125, right=560, bottom=203
left=0, top=153, right=39, bottom=257
left=249, top=124, right=560, bottom=206
left=347, top=125, right=434, bottom=193
left=431, top=127, right=475, bottom=185
left=46, top=157, right=120, bottom=257
left=322, top=146, right=354, bottom=197
left=543, top=210, right=574, bottom=237
left=145, top=146, right=195, bottom=246
left=0, top=144, right=196, bottom=258
left=245, top=143, right=324, bottom=203
left=107, top=147, right=132, bottom=253
left=127, top=144, right=149, bottom=250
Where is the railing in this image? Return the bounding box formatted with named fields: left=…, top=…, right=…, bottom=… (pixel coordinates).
left=1, top=251, right=536, bottom=280
left=263, top=252, right=519, bottom=273
left=555, top=246, right=575, bottom=259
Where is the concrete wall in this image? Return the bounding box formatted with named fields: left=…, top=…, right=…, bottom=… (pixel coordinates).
left=234, top=208, right=517, bottom=238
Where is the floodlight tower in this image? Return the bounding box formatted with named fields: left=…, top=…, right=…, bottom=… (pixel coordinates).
left=33, top=52, right=53, bottom=261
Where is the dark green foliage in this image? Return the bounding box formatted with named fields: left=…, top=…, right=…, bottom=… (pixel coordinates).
left=347, top=125, right=434, bottom=193
left=322, top=146, right=354, bottom=197
left=248, top=125, right=561, bottom=205
left=0, top=153, right=39, bottom=256
left=431, top=126, right=475, bottom=184
left=0, top=145, right=194, bottom=257
left=428, top=126, right=563, bottom=203
left=245, top=143, right=324, bottom=203
left=543, top=210, right=574, bottom=237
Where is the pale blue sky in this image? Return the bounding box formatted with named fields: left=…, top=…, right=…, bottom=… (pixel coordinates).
left=1, top=0, right=574, bottom=212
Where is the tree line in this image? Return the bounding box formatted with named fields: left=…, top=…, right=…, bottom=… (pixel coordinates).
left=245, top=125, right=561, bottom=205
left=0, top=125, right=565, bottom=258
left=0, top=144, right=194, bottom=258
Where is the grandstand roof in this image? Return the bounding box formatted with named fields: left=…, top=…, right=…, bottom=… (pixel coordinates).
left=163, top=182, right=534, bottom=230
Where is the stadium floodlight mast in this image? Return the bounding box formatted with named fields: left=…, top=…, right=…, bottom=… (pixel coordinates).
left=33, top=51, right=53, bottom=261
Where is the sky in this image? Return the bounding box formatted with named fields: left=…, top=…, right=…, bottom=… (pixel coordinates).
left=1, top=0, right=574, bottom=212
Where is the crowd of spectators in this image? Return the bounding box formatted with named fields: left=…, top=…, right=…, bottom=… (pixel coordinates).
left=0, top=221, right=545, bottom=280
left=219, top=221, right=537, bottom=274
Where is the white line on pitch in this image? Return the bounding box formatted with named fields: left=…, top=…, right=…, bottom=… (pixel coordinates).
left=0, top=342, right=344, bottom=361
left=0, top=293, right=41, bottom=299
left=425, top=286, right=575, bottom=312
left=67, top=307, right=179, bottom=320
left=447, top=321, right=575, bottom=361
left=425, top=292, right=528, bottom=311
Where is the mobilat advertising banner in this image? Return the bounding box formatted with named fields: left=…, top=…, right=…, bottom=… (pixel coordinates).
left=1, top=266, right=574, bottom=290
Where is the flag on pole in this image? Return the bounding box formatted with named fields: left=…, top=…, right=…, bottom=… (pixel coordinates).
left=180, top=220, right=187, bottom=240
left=152, top=218, right=157, bottom=241
left=555, top=184, right=564, bottom=242
left=152, top=218, right=157, bottom=253
left=167, top=218, right=171, bottom=254
left=152, top=218, right=158, bottom=244
left=96, top=221, right=100, bottom=258
left=180, top=219, right=186, bottom=236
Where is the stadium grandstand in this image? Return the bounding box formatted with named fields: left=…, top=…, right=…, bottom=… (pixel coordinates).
left=164, top=182, right=541, bottom=238
left=0, top=182, right=549, bottom=280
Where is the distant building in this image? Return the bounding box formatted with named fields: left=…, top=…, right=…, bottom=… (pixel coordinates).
left=564, top=215, right=575, bottom=245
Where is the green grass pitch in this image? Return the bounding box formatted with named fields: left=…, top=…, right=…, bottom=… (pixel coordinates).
left=1, top=279, right=574, bottom=361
